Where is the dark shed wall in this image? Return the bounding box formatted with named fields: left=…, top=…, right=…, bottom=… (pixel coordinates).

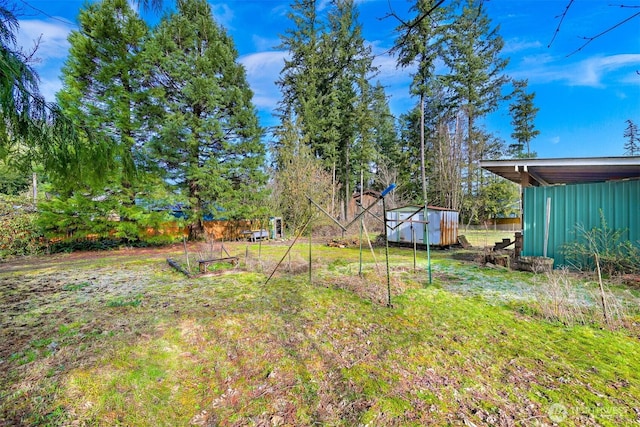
left=523, top=179, right=640, bottom=266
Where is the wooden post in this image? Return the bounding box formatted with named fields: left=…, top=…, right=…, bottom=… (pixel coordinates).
left=32, top=172, right=37, bottom=203
left=182, top=236, right=190, bottom=273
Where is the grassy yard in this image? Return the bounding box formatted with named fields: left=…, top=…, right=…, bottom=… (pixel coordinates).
left=1, top=242, right=639, bottom=426
left=458, top=228, right=519, bottom=248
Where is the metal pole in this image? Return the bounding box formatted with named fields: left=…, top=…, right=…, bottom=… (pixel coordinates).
left=183, top=236, right=190, bottom=273
left=425, top=202, right=432, bottom=284
left=383, top=197, right=392, bottom=307
left=265, top=217, right=312, bottom=285
left=307, top=196, right=347, bottom=231
left=309, top=200, right=312, bottom=285
left=359, top=155, right=364, bottom=277
left=359, top=206, right=364, bottom=277
left=544, top=197, right=551, bottom=258
left=412, top=224, right=417, bottom=273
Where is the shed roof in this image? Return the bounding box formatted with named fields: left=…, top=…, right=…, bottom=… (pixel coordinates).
left=480, top=156, right=640, bottom=186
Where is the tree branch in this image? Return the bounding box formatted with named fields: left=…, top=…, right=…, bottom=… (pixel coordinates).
left=567, top=10, right=640, bottom=57
left=382, top=0, right=445, bottom=56
left=547, top=0, right=574, bottom=48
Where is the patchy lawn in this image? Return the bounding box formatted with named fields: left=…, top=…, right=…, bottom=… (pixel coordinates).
left=459, top=229, right=519, bottom=248
left=1, top=242, right=639, bottom=426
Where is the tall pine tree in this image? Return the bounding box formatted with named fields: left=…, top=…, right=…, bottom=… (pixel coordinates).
left=324, top=0, right=376, bottom=218
left=276, top=0, right=376, bottom=220
left=623, top=119, right=640, bottom=156
left=370, top=82, right=401, bottom=202
left=440, top=0, right=509, bottom=209
left=141, top=0, right=266, bottom=238
left=392, top=0, right=448, bottom=208
left=508, top=79, right=539, bottom=158
left=58, top=0, right=149, bottom=190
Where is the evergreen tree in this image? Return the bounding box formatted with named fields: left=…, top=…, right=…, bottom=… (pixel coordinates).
left=142, top=0, right=266, bottom=238
left=370, top=82, right=402, bottom=200
left=392, top=0, right=448, bottom=207
left=440, top=0, right=509, bottom=206
left=276, top=0, right=376, bottom=220
left=47, top=0, right=171, bottom=243
left=324, top=0, right=376, bottom=218
left=276, top=0, right=325, bottom=154
left=276, top=0, right=339, bottom=213
left=57, top=0, right=149, bottom=190
left=623, top=119, right=640, bottom=156
left=508, top=79, right=539, bottom=158
left=0, top=3, right=111, bottom=188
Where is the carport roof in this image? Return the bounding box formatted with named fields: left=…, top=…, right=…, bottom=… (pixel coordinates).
left=480, top=156, right=640, bottom=186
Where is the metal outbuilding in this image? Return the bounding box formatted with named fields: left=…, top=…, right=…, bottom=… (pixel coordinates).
left=480, top=156, right=640, bottom=267
left=386, top=205, right=459, bottom=247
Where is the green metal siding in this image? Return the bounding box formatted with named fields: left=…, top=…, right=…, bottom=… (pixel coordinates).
left=523, top=179, right=640, bottom=267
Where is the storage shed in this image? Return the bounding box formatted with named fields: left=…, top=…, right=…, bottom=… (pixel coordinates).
left=480, top=156, right=640, bottom=267
left=386, top=205, right=459, bottom=247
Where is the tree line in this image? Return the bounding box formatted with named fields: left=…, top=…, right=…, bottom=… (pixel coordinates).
left=4, top=0, right=634, bottom=243
left=2, top=0, right=266, bottom=241
left=272, top=0, right=534, bottom=232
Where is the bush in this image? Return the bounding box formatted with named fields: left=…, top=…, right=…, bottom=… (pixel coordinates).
left=37, top=192, right=182, bottom=250
left=0, top=195, right=44, bottom=259
left=562, top=211, right=640, bottom=276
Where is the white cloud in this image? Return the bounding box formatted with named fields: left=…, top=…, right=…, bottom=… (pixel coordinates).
left=211, top=3, right=235, bottom=29
left=511, top=53, right=640, bottom=88
left=38, top=75, right=64, bottom=103
left=239, top=51, right=288, bottom=110
left=252, top=35, right=281, bottom=51
left=614, top=90, right=627, bottom=100
left=16, top=19, right=74, bottom=65
left=503, top=37, right=543, bottom=54
left=14, top=19, right=74, bottom=102
left=550, top=136, right=560, bottom=145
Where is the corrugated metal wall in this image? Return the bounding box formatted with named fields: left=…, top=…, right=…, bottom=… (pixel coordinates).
left=523, top=179, right=640, bottom=266
left=386, top=207, right=459, bottom=246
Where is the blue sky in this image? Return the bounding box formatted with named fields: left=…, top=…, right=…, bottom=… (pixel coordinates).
left=13, top=0, right=640, bottom=158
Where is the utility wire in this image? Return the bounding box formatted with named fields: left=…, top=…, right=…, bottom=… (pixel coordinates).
left=17, top=0, right=75, bottom=25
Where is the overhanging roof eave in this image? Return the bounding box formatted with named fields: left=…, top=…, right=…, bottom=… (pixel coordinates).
left=480, top=156, right=640, bottom=186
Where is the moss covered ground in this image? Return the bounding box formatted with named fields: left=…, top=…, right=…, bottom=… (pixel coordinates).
left=1, top=241, right=639, bottom=426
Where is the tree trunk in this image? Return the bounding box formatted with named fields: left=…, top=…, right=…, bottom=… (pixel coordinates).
left=32, top=172, right=37, bottom=203
left=188, top=178, right=204, bottom=240
left=466, top=111, right=474, bottom=198
left=332, top=161, right=336, bottom=217
left=188, top=220, right=205, bottom=241
left=343, top=143, right=350, bottom=221
left=420, top=94, right=427, bottom=203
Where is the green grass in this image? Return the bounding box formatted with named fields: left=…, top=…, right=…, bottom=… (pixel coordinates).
left=1, top=242, right=639, bottom=426
left=62, top=281, right=91, bottom=291
left=460, top=228, right=518, bottom=248
left=105, top=296, right=143, bottom=308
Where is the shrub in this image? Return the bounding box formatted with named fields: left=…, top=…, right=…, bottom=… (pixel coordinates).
left=0, top=195, right=44, bottom=259
left=562, top=211, right=640, bottom=276
left=37, top=192, right=182, bottom=251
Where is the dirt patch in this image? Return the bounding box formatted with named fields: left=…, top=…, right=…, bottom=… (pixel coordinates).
left=0, top=245, right=183, bottom=273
